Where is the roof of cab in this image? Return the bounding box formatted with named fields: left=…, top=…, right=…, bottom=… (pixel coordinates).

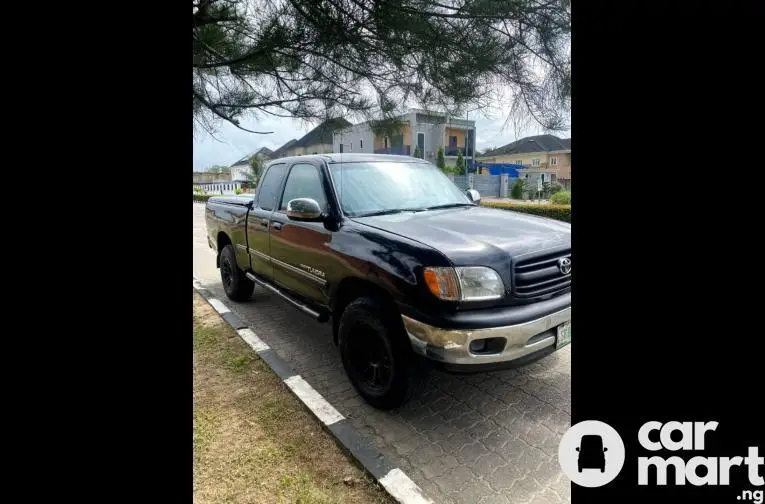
left=207, top=195, right=255, bottom=206
left=265, top=153, right=422, bottom=166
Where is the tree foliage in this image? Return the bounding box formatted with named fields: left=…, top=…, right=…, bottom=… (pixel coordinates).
left=247, top=155, right=265, bottom=184
left=436, top=146, right=446, bottom=169
left=193, top=0, right=571, bottom=135
left=369, top=117, right=407, bottom=139
left=455, top=151, right=465, bottom=174
left=511, top=178, right=524, bottom=199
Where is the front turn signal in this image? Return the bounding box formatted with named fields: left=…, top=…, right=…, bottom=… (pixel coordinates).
left=423, top=267, right=460, bottom=301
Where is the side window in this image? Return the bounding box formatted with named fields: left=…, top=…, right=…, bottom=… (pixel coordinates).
left=256, top=164, right=287, bottom=211
left=279, top=164, right=327, bottom=211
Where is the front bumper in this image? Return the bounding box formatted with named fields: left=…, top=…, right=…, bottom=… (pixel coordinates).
left=402, top=305, right=570, bottom=371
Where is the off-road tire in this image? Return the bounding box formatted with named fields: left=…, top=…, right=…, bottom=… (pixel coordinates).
left=219, top=244, right=255, bottom=302
left=338, top=296, right=427, bottom=410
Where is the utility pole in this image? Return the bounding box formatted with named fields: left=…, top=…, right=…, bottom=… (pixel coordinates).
left=465, top=107, right=481, bottom=175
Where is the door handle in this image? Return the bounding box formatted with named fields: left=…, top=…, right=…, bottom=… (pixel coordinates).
left=259, top=218, right=268, bottom=228
left=271, top=222, right=283, bottom=231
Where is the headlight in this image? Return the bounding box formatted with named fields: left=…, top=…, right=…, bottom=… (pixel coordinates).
left=423, top=266, right=505, bottom=302
left=456, top=267, right=505, bottom=300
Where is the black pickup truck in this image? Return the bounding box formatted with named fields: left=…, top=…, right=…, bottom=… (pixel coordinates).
left=205, top=153, right=571, bottom=409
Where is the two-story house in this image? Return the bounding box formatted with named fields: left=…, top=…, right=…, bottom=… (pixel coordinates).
left=478, top=135, right=571, bottom=183
left=332, top=109, right=477, bottom=168
left=228, top=147, right=272, bottom=181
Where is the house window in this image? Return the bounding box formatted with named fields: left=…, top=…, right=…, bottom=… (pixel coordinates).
left=448, top=135, right=457, bottom=147
left=515, top=160, right=523, bottom=165
left=339, top=144, right=343, bottom=153
left=532, top=159, right=540, bottom=166
left=360, top=139, right=363, bottom=149
left=551, top=156, right=558, bottom=166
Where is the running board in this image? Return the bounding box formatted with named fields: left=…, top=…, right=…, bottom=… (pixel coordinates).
left=245, top=272, right=325, bottom=321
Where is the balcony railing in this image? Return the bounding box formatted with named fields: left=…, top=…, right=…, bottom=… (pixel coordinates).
left=522, top=162, right=550, bottom=170
left=374, top=145, right=411, bottom=156
left=445, top=147, right=474, bottom=157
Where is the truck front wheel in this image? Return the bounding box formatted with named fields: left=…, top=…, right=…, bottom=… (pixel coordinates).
left=219, top=244, right=255, bottom=302
left=338, top=297, right=427, bottom=410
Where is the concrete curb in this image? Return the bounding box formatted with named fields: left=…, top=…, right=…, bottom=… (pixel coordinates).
left=193, top=277, right=435, bottom=504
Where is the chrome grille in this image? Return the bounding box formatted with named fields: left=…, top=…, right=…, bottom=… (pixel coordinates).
left=513, top=249, right=571, bottom=298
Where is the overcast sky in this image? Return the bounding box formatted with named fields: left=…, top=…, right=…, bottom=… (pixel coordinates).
left=193, top=109, right=570, bottom=172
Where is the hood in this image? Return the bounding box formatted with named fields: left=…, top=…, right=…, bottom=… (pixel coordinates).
left=351, top=205, right=570, bottom=267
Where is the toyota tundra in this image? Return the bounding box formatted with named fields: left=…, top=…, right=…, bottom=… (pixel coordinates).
left=205, top=153, right=571, bottom=409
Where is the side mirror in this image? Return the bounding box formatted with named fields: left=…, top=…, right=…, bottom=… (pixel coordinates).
left=575, top=447, right=580, bottom=452
left=286, top=198, right=323, bottom=221
left=603, top=447, right=608, bottom=452
left=466, top=189, right=481, bottom=204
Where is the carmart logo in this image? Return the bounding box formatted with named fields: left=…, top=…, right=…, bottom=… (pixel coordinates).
left=559, top=420, right=764, bottom=490
left=637, top=421, right=763, bottom=487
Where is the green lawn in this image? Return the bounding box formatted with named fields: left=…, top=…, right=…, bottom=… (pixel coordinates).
left=193, top=292, right=393, bottom=504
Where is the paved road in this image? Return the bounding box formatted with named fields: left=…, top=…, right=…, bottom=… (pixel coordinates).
left=193, top=203, right=571, bottom=504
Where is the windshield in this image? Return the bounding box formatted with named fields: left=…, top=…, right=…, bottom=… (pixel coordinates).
left=330, top=161, right=471, bottom=217
left=580, top=436, right=603, bottom=450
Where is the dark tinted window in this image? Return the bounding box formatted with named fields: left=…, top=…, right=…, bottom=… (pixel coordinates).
left=580, top=435, right=603, bottom=450
left=256, top=164, right=287, bottom=211
left=280, top=164, right=327, bottom=211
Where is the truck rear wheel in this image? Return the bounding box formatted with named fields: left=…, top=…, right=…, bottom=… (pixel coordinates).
left=219, top=244, right=254, bottom=302
left=338, top=297, right=427, bottom=410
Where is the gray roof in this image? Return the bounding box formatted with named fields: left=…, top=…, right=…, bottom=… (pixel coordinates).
left=267, top=118, right=352, bottom=159
left=230, top=147, right=274, bottom=167
left=296, top=118, right=352, bottom=147
left=482, top=135, right=571, bottom=157
left=270, top=138, right=298, bottom=159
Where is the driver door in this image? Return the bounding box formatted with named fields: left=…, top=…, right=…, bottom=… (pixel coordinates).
left=268, top=161, right=333, bottom=306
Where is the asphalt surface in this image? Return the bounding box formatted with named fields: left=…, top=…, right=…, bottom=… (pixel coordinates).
left=193, top=203, right=571, bottom=504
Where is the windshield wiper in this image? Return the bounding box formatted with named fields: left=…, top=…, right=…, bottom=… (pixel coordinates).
left=352, top=208, right=426, bottom=217
left=423, top=203, right=476, bottom=210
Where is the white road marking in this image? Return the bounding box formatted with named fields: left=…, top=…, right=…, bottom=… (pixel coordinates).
left=283, top=375, right=345, bottom=426
left=237, top=328, right=270, bottom=352
left=208, top=298, right=231, bottom=314
left=379, top=469, right=435, bottom=504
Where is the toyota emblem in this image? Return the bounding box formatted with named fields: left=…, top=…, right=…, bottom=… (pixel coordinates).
left=558, top=257, right=571, bottom=275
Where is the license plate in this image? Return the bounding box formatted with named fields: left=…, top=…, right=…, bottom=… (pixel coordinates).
left=556, top=321, right=571, bottom=349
